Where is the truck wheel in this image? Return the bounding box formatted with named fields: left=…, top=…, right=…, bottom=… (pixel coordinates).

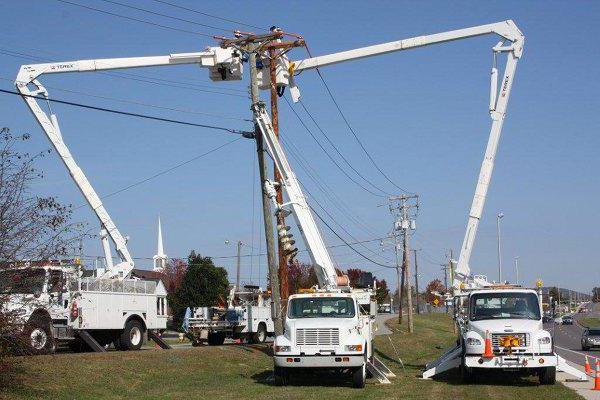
left=274, top=366, right=289, bottom=386
left=252, top=323, right=267, bottom=344
left=539, top=366, right=556, bottom=385
left=352, top=358, right=367, bottom=388
left=119, top=320, right=144, bottom=351
left=207, top=332, right=226, bottom=346
left=191, top=339, right=202, bottom=347
left=24, top=317, right=55, bottom=355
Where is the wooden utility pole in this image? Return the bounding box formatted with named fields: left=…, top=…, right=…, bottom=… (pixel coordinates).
left=248, top=47, right=283, bottom=336
left=413, top=249, right=420, bottom=314
left=268, top=46, right=289, bottom=310
left=389, top=194, right=418, bottom=332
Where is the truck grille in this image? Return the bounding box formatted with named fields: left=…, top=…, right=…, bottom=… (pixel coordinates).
left=295, top=328, right=340, bottom=346
left=492, top=333, right=528, bottom=348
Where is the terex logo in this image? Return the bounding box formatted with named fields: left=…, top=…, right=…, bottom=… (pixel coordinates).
left=501, top=75, right=510, bottom=97
left=50, top=64, right=75, bottom=71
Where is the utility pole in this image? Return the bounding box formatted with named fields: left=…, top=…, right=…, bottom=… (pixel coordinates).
left=413, top=249, right=420, bottom=314
left=236, top=240, right=242, bottom=290
left=388, top=194, right=418, bottom=332
left=248, top=45, right=283, bottom=336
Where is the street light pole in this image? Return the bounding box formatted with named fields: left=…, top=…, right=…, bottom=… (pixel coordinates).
left=497, top=212, right=504, bottom=283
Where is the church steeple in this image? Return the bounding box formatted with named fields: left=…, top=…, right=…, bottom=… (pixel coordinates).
left=153, top=216, right=167, bottom=272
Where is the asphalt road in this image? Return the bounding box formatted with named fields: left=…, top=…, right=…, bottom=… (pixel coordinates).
left=546, top=302, right=600, bottom=367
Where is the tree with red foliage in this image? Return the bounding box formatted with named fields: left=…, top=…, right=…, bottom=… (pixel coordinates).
left=376, top=279, right=389, bottom=304
left=425, top=279, right=445, bottom=306
left=161, top=258, right=187, bottom=293
left=287, top=262, right=318, bottom=295
left=346, top=268, right=363, bottom=287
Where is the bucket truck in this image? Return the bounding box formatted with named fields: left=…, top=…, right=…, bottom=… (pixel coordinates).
left=9, top=47, right=242, bottom=353
left=263, top=20, right=588, bottom=383
left=254, top=102, right=392, bottom=388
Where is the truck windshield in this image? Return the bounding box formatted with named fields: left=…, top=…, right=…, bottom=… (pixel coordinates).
left=470, top=292, right=541, bottom=321
left=288, top=297, right=355, bottom=319
left=0, top=269, right=46, bottom=294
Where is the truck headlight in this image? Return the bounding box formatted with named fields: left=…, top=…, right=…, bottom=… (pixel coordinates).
left=466, top=338, right=482, bottom=346
left=275, top=346, right=291, bottom=353
left=538, top=337, right=551, bottom=345
left=345, top=344, right=363, bottom=352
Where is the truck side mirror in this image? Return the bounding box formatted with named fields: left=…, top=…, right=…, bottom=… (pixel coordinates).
left=33, top=290, right=42, bottom=298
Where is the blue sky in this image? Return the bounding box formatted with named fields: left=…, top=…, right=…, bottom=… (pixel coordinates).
left=0, top=1, right=598, bottom=292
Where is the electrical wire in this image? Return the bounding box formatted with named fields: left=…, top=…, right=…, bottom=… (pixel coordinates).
left=0, top=88, right=250, bottom=135
left=149, top=0, right=267, bottom=31
left=305, top=45, right=414, bottom=195
left=297, top=98, right=394, bottom=196
left=0, top=76, right=248, bottom=122
left=282, top=96, right=386, bottom=198
left=73, top=136, right=243, bottom=210
left=98, top=0, right=234, bottom=33
left=54, top=0, right=214, bottom=38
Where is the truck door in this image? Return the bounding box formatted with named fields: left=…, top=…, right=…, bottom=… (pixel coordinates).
left=47, top=270, right=69, bottom=320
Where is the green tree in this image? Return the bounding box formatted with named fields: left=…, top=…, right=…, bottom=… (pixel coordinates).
left=169, top=251, right=229, bottom=328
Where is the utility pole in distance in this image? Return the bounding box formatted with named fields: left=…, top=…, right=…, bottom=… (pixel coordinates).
left=413, top=249, right=420, bottom=314
left=389, top=194, right=418, bottom=332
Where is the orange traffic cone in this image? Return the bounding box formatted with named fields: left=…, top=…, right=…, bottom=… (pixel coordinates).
left=585, top=355, right=591, bottom=375
left=483, top=330, right=494, bottom=359
left=593, top=368, right=600, bottom=391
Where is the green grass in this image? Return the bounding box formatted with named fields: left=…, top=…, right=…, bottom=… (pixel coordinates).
left=0, top=313, right=582, bottom=400
left=578, top=317, right=600, bottom=328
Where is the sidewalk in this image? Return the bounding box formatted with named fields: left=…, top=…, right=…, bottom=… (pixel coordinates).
left=558, top=360, right=600, bottom=400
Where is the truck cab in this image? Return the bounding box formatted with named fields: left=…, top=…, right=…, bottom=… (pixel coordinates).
left=459, top=288, right=556, bottom=384
left=273, top=290, right=376, bottom=388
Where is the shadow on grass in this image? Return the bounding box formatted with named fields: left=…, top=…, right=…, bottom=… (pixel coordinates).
left=431, top=369, right=542, bottom=387
left=251, top=368, right=356, bottom=388
left=0, top=362, right=30, bottom=396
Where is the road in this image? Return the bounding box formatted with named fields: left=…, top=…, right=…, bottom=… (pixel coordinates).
left=547, top=302, right=600, bottom=367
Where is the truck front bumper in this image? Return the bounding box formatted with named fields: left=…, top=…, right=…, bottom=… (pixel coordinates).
left=274, top=354, right=364, bottom=368
left=464, top=354, right=558, bottom=369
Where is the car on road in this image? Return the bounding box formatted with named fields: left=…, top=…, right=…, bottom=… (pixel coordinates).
left=562, top=315, right=574, bottom=325
left=582, top=328, right=600, bottom=350
left=542, top=315, right=553, bottom=323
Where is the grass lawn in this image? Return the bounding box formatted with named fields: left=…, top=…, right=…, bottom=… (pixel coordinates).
left=1, top=313, right=582, bottom=400
left=577, top=316, right=600, bottom=328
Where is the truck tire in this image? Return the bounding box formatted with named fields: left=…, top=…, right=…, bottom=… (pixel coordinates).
left=207, top=332, right=226, bottom=346
left=119, top=320, right=144, bottom=351
left=352, top=354, right=367, bottom=388
left=24, top=317, right=55, bottom=355
left=252, top=323, right=267, bottom=344
left=274, top=366, right=289, bottom=386
left=539, top=366, right=556, bottom=385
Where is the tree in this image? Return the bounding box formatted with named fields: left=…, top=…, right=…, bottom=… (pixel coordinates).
left=549, top=287, right=559, bottom=302
left=287, top=262, right=318, bottom=295
left=425, top=279, right=445, bottom=306
left=346, top=268, right=364, bottom=287
left=169, top=251, right=229, bottom=327
left=375, top=279, right=389, bottom=304
left=162, top=258, right=188, bottom=293
left=0, top=129, right=84, bottom=368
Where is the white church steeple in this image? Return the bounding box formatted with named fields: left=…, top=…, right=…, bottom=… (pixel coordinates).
left=153, top=216, right=167, bottom=272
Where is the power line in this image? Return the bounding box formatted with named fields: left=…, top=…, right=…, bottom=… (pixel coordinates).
left=283, top=96, right=386, bottom=198
left=73, top=137, right=243, bottom=210
left=98, top=0, right=234, bottom=33
left=297, top=98, right=394, bottom=196
left=0, top=76, right=248, bottom=122
left=304, top=45, right=414, bottom=195
left=0, top=88, right=250, bottom=135
left=149, top=0, right=267, bottom=31
left=54, top=0, right=214, bottom=38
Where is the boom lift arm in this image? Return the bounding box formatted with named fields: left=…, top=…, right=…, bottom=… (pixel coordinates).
left=253, top=103, right=342, bottom=289
left=15, top=48, right=242, bottom=279
left=285, top=20, right=524, bottom=289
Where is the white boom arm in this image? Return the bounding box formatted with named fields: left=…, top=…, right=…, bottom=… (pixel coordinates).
left=288, top=20, right=524, bottom=289
left=253, top=103, right=340, bottom=289
left=15, top=48, right=242, bottom=279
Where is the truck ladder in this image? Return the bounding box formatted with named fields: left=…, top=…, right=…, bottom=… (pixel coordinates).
left=76, top=330, right=107, bottom=353
left=148, top=330, right=172, bottom=350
